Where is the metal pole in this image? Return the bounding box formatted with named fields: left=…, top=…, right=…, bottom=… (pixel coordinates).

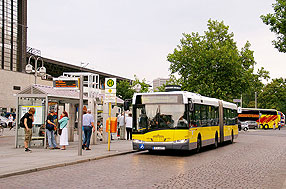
left=108, top=102, right=111, bottom=151
left=35, top=57, right=37, bottom=84
left=240, top=94, right=243, bottom=108
left=78, top=75, right=83, bottom=156
left=259, top=111, right=261, bottom=129
left=44, top=96, right=48, bottom=148
left=15, top=97, right=19, bottom=148
left=255, top=92, right=257, bottom=109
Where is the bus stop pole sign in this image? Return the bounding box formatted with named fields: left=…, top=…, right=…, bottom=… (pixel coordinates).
left=105, top=78, right=116, bottom=151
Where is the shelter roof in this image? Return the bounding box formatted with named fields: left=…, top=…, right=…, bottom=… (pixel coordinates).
left=17, top=84, right=88, bottom=100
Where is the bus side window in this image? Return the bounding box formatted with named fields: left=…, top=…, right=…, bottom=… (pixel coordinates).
left=223, top=108, right=227, bottom=125
left=192, top=104, right=201, bottom=127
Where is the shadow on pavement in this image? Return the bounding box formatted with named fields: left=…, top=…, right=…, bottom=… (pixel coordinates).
left=136, top=141, right=236, bottom=157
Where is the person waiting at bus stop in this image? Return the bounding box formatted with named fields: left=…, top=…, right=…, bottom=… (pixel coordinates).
left=23, top=108, right=35, bottom=152
left=82, top=109, right=95, bottom=150
left=125, top=113, right=132, bottom=140
left=46, top=109, right=60, bottom=150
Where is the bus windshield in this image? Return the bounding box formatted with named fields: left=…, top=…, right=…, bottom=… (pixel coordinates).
left=134, top=104, right=187, bottom=133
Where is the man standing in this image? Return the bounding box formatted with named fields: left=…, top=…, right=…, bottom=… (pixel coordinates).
left=82, top=109, right=95, bottom=150
left=23, top=108, right=35, bottom=152
left=125, top=113, right=133, bottom=140
left=118, top=113, right=125, bottom=139
left=46, top=109, right=60, bottom=149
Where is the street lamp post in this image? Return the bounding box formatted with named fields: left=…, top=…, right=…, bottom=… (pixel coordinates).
left=25, top=55, right=46, bottom=84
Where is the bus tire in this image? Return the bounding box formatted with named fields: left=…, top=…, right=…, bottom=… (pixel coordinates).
left=213, top=133, right=218, bottom=149
left=196, top=135, right=202, bottom=153
left=230, top=130, right=234, bottom=144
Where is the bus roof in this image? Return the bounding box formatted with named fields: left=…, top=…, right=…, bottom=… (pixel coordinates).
left=133, top=91, right=237, bottom=110
left=241, top=108, right=277, bottom=112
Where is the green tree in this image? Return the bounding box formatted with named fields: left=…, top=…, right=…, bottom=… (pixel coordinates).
left=132, top=75, right=151, bottom=93
left=116, top=80, right=135, bottom=100
left=258, top=78, right=286, bottom=113
left=261, top=0, right=286, bottom=52
left=168, top=19, right=265, bottom=102
left=116, top=76, right=150, bottom=100
left=243, top=67, right=270, bottom=107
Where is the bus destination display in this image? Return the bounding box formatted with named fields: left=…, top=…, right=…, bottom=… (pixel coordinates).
left=53, top=79, right=79, bottom=89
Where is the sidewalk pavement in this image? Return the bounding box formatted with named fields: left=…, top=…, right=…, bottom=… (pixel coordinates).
left=0, top=132, right=135, bottom=179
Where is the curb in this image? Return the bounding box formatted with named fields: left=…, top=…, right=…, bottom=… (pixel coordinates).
left=0, top=150, right=137, bottom=179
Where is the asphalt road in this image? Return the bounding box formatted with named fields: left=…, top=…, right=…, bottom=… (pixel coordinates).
left=1, top=129, right=286, bottom=189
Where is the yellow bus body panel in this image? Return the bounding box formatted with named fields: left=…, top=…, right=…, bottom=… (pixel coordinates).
left=133, top=124, right=238, bottom=145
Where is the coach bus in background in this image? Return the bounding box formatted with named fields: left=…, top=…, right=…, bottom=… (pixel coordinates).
left=278, top=111, right=285, bottom=127
left=238, top=108, right=279, bottom=129
left=132, top=91, right=238, bottom=152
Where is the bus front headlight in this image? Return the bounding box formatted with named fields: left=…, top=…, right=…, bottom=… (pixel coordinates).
left=133, top=139, right=143, bottom=143
left=174, top=139, right=188, bottom=144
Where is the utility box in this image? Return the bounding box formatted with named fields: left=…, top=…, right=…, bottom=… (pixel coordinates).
left=106, top=117, right=117, bottom=133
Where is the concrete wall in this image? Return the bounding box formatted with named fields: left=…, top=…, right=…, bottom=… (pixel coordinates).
left=0, top=69, right=52, bottom=112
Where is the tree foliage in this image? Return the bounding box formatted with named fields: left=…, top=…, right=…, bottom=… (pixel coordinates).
left=243, top=67, right=270, bottom=107
left=258, top=78, right=286, bottom=114
left=116, top=80, right=135, bottom=100
left=167, top=19, right=265, bottom=102
left=132, top=75, right=151, bottom=93
left=261, top=0, right=286, bottom=52
left=116, top=76, right=150, bottom=100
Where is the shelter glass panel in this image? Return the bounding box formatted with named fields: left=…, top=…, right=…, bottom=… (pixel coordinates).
left=17, top=97, right=47, bottom=148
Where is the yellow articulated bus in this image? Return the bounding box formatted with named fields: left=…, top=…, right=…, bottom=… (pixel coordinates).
left=132, top=91, right=238, bottom=152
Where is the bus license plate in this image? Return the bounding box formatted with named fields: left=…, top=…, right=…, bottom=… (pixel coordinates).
left=152, top=146, right=165, bottom=150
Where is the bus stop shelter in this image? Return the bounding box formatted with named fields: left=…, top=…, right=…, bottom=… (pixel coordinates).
left=15, top=84, right=88, bottom=148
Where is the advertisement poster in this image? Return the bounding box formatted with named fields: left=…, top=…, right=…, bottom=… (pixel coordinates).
left=20, top=106, right=43, bottom=125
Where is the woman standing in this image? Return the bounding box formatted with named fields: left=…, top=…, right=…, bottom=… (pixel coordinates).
left=58, top=111, right=69, bottom=150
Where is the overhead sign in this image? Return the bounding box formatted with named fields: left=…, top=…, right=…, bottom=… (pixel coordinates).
left=53, top=78, right=79, bottom=89
left=105, top=78, right=117, bottom=103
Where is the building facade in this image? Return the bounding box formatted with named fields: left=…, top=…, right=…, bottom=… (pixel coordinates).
left=153, top=78, right=169, bottom=91
left=0, top=0, right=27, bottom=72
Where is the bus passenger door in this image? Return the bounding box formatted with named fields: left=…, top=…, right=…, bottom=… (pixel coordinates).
left=219, top=101, right=224, bottom=143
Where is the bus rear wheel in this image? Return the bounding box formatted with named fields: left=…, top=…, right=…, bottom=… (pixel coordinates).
left=230, top=130, right=234, bottom=144
left=213, top=133, right=218, bottom=149
left=196, top=136, right=201, bottom=153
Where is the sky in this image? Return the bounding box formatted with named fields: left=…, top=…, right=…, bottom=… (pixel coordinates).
left=27, top=0, right=286, bottom=84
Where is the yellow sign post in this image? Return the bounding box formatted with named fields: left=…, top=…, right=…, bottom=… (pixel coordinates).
left=108, top=102, right=111, bottom=151
left=105, top=78, right=116, bottom=151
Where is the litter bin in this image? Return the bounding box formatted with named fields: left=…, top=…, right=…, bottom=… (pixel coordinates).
left=106, top=117, right=117, bottom=133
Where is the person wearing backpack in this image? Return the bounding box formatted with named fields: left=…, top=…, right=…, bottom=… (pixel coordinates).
left=22, top=108, right=35, bottom=152
left=46, top=109, right=60, bottom=149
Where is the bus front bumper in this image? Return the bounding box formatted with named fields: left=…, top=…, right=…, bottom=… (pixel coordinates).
left=133, top=140, right=190, bottom=151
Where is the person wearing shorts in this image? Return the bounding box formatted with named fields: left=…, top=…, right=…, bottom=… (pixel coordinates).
left=24, top=108, right=35, bottom=152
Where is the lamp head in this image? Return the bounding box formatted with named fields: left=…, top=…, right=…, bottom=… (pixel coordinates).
left=38, top=66, right=46, bottom=76
left=25, top=64, right=33, bottom=74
